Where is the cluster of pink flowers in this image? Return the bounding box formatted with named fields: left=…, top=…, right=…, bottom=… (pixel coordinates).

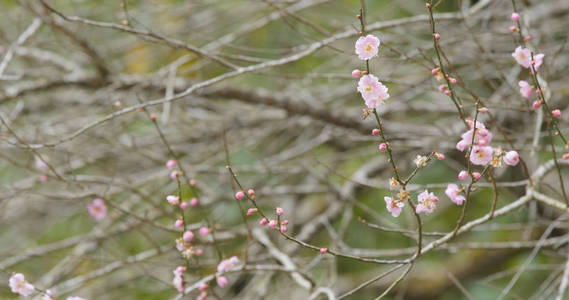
left=352, top=34, right=390, bottom=110
left=456, top=120, right=494, bottom=166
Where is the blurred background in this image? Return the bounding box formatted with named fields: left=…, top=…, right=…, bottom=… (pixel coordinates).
left=1, top=0, right=569, bottom=299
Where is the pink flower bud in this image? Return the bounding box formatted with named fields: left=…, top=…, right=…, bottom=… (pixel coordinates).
left=247, top=208, right=257, bottom=216
left=552, top=109, right=561, bottom=117
left=431, top=67, right=440, bottom=75
left=216, top=276, right=228, bottom=288
left=433, top=33, right=440, bottom=41
left=320, top=248, right=328, bottom=254
left=472, top=172, right=481, bottom=180
left=503, top=150, right=520, bottom=166
left=180, top=202, right=188, bottom=210
left=199, top=226, right=209, bottom=236
left=458, top=170, right=468, bottom=180
left=372, top=128, right=380, bottom=135
left=282, top=219, right=289, bottom=225
left=170, top=170, right=180, bottom=179
left=478, top=107, right=489, bottom=113
left=39, top=174, right=48, bottom=183
left=351, top=69, right=362, bottom=78
left=509, top=25, right=518, bottom=33
left=190, top=197, right=198, bottom=206
left=183, top=230, right=194, bottom=242
left=444, top=90, right=452, bottom=96
left=276, top=207, right=284, bottom=216
left=511, top=12, right=520, bottom=22
left=524, top=35, right=532, bottom=43
left=166, top=159, right=177, bottom=169
left=280, top=225, right=288, bottom=233
left=259, top=218, right=268, bottom=226
left=449, top=77, right=457, bottom=84
left=438, top=84, right=447, bottom=92
left=247, top=189, right=255, bottom=196
left=235, top=191, right=245, bottom=200
left=434, top=152, right=445, bottom=160
left=563, top=153, right=569, bottom=160
left=268, top=220, right=278, bottom=229
left=190, top=179, right=196, bottom=186
left=532, top=100, right=541, bottom=110
left=167, top=195, right=180, bottom=205
left=195, top=248, right=204, bottom=255
left=175, top=219, right=183, bottom=228
left=150, top=114, right=157, bottom=120
left=199, top=283, right=208, bottom=291
left=379, top=143, right=387, bottom=151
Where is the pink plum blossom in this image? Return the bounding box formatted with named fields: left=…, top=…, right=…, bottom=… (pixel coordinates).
left=247, top=208, right=257, bottom=216
left=384, top=196, right=404, bottom=217
left=456, top=140, right=469, bottom=152
left=9, top=273, right=35, bottom=296
left=276, top=207, right=284, bottom=216
left=518, top=80, right=532, bottom=98
left=472, top=172, right=481, bottom=180
left=379, top=143, right=387, bottom=151
left=512, top=46, right=532, bottom=68
left=445, top=184, right=465, bottom=205
left=458, top=170, right=468, bottom=180
left=180, top=202, right=188, bottom=210
left=511, top=13, right=520, bottom=21
left=167, top=195, right=180, bottom=205
left=355, top=34, right=380, bottom=60
left=280, top=225, right=288, bottom=233
left=197, top=292, right=208, bottom=300
left=87, top=198, right=107, bottom=221
left=217, top=276, right=228, bottom=288
left=259, top=218, right=268, bottom=226
left=247, top=189, right=255, bottom=196
left=183, top=230, right=194, bottom=242
left=351, top=69, right=362, bottom=78
left=199, top=226, right=209, bottom=236
left=170, top=170, right=180, bottom=179
left=235, top=190, right=244, bottom=200
left=470, top=145, right=494, bottom=166
left=503, top=150, right=520, bottom=166
left=172, top=266, right=186, bottom=292
left=268, top=220, right=278, bottom=229
left=217, top=256, right=240, bottom=273
left=415, top=190, right=438, bottom=214
left=175, top=219, right=183, bottom=228
left=552, top=109, right=561, bottom=117
left=320, top=248, right=328, bottom=254
left=166, top=159, right=177, bottom=169
left=199, top=283, right=208, bottom=291
left=357, top=74, right=388, bottom=105
left=190, top=197, right=198, bottom=206
left=533, top=53, right=544, bottom=70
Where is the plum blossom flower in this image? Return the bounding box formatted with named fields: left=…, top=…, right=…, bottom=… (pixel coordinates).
left=9, top=273, right=35, bottom=296
left=512, top=46, right=532, bottom=68
left=183, top=230, right=194, bottom=242
left=166, top=159, right=177, bottom=169
left=217, top=256, right=240, bottom=273
left=166, top=195, right=180, bottom=205
left=458, top=170, right=468, bottom=180
left=320, top=248, right=328, bottom=254
left=445, top=184, right=465, bottom=205
left=384, top=196, right=404, bottom=217
left=470, top=145, right=494, bottom=166
left=87, top=198, right=107, bottom=221
left=199, top=226, right=209, bottom=236
left=413, top=155, right=428, bottom=168
left=172, top=266, right=186, bottom=292
left=357, top=74, right=389, bottom=105
left=351, top=69, right=362, bottom=78
left=416, top=190, right=438, bottom=214
left=217, top=276, right=228, bottom=288
left=518, top=80, right=532, bottom=99
left=355, top=34, right=380, bottom=60
left=533, top=53, right=544, bottom=70
left=503, top=150, right=520, bottom=166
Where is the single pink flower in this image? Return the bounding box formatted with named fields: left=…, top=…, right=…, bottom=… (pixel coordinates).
left=216, top=276, right=228, bottom=288
left=170, top=170, right=180, bottom=179
left=434, top=152, right=445, bottom=160
left=280, top=225, right=288, bottom=233
left=167, top=195, right=180, bottom=205
left=552, top=109, right=561, bottom=117
left=503, top=150, right=520, bottom=166
left=518, top=80, right=532, bottom=99
left=247, top=189, right=255, bottom=196
left=217, top=256, right=240, bottom=273
left=183, top=230, right=194, bottom=242
left=320, top=248, right=328, bottom=254
left=247, top=208, right=257, bottom=216
left=268, top=220, right=278, bottom=229
left=563, top=153, right=569, bottom=160
left=195, top=248, right=203, bottom=256
left=472, top=172, right=481, bottom=180
left=355, top=34, right=380, bottom=60
left=458, top=170, right=468, bottom=180
left=87, top=198, right=107, bottom=221
left=379, top=143, right=387, bottom=151
left=235, top=191, right=244, bottom=200
left=166, top=159, right=177, bottom=169
left=533, top=53, right=544, bottom=70
left=199, top=282, right=208, bottom=291
left=415, top=190, right=438, bottom=214
left=190, top=197, right=198, bottom=206
left=9, top=273, right=35, bottom=296
left=276, top=207, right=284, bottom=216
left=512, top=46, right=532, bottom=68
left=175, top=219, right=183, bottom=228
left=199, top=226, right=209, bottom=236
left=470, top=146, right=494, bottom=166
left=509, top=25, right=518, bottom=33
left=372, top=128, right=380, bottom=135
left=282, top=219, right=289, bottom=225
left=445, top=184, right=465, bottom=205
left=180, top=202, right=188, bottom=210
left=384, top=196, right=404, bottom=217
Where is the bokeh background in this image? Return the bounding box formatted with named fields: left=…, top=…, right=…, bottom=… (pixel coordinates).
left=1, top=0, right=569, bottom=299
